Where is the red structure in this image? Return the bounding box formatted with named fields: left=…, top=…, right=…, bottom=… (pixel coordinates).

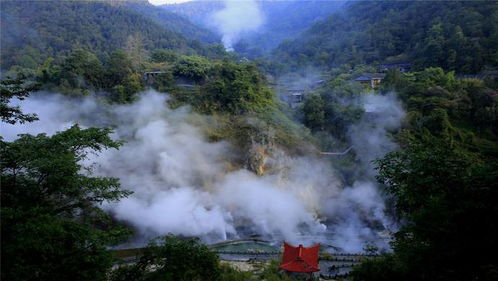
left=279, top=242, right=320, bottom=273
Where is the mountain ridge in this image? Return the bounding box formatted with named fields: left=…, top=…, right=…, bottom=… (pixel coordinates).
left=0, top=0, right=221, bottom=69
left=273, top=0, right=498, bottom=73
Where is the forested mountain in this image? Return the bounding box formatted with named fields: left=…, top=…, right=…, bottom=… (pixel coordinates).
left=274, top=0, right=498, bottom=73
left=163, top=0, right=346, bottom=56
left=0, top=0, right=220, bottom=69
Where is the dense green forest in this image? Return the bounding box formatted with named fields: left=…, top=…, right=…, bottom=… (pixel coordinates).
left=296, top=65, right=498, bottom=280
left=350, top=70, right=498, bottom=281
left=121, top=1, right=219, bottom=44
left=273, top=1, right=498, bottom=73
left=0, top=0, right=224, bottom=69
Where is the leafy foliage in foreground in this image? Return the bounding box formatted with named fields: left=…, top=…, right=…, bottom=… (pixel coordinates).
left=110, top=236, right=221, bottom=281
left=352, top=139, right=498, bottom=281
left=352, top=68, right=498, bottom=281
left=1, top=125, right=131, bottom=281
left=0, top=75, right=39, bottom=124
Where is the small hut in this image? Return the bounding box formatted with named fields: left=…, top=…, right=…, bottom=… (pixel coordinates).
left=354, top=73, right=386, bottom=88
left=279, top=242, right=320, bottom=280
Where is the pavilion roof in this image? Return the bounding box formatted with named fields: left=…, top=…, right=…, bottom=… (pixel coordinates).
left=279, top=242, right=320, bottom=273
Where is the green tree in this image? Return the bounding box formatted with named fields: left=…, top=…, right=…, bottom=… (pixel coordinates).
left=200, top=62, right=273, bottom=114
left=110, top=235, right=221, bottom=281
left=106, top=51, right=135, bottom=87
left=302, top=94, right=325, bottom=131
left=104, top=51, right=145, bottom=102
left=420, top=23, right=446, bottom=68
left=299, top=78, right=364, bottom=140
left=1, top=125, right=132, bottom=281
left=111, top=73, right=144, bottom=103
left=151, top=49, right=180, bottom=63
left=0, top=76, right=39, bottom=124
left=172, top=55, right=211, bottom=82
left=353, top=139, right=498, bottom=281
left=59, top=50, right=104, bottom=92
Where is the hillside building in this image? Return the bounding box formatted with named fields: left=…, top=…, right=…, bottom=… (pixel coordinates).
left=354, top=73, right=386, bottom=88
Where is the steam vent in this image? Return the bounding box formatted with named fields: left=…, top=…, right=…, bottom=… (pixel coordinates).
left=3, top=0, right=496, bottom=280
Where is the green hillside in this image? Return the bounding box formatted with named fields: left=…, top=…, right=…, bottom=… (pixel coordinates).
left=0, top=0, right=219, bottom=69
left=274, top=0, right=498, bottom=73
left=122, top=1, right=219, bottom=44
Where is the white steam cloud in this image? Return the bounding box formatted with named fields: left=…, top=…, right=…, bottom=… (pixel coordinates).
left=1, top=90, right=404, bottom=252
left=210, top=0, right=264, bottom=51
left=325, top=92, right=405, bottom=252
left=349, top=93, right=405, bottom=176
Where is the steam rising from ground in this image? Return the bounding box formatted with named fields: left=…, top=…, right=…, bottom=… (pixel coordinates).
left=1, top=90, right=404, bottom=252
left=211, top=0, right=263, bottom=50
left=350, top=93, right=405, bottom=176
left=324, top=93, right=405, bottom=252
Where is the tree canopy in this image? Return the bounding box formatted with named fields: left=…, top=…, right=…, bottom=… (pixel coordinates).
left=1, top=125, right=131, bottom=281
left=352, top=138, right=498, bottom=281
left=0, top=0, right=223, bottom=69
left=273, top=1, right=498, bottom=73
left=110, top=236, right=221, bottom=281
left=0, top=76, right=39, bottom=124
left=351, top=68, right=498, bottom=281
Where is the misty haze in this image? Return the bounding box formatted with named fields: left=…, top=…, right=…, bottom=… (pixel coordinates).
left=1, top=1, right=497, bottom=281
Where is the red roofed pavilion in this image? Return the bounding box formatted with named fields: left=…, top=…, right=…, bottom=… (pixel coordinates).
left=279, top=242, right=320, bottom=273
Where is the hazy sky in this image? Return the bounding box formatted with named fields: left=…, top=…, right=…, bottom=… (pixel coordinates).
left=149, top=0, right=193, bottom=5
